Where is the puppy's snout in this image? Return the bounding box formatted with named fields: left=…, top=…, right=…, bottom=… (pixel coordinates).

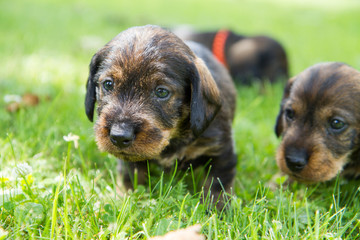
left=285, top=147, right=309, bottom=172
left=110, top=123, right=135, bottom=149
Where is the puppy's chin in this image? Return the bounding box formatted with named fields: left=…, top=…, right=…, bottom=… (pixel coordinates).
left=95, top=135, right=171, bottom=161
left=276, top=143, right=349, bottom=183
left=111, top=152, right=152, bottom=162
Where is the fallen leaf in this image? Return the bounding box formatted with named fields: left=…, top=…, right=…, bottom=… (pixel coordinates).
left=5, top=93, right=41, bottom=112
left=150, top=225, right=205, bottom=240
left=6, top=102, right=21, bottom=113
left=22, top=93, right=40, bottom=106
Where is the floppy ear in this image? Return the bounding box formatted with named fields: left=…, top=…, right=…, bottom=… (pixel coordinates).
left=190, top=57, right=222, bottom=137
left=275, top=76, right=296, bottom=137
left=85, top=47, right=109, bottom=122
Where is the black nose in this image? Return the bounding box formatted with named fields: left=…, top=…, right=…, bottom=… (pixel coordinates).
left=285, top=147, right=309, bottom=172
left=110, top=123, right=135, bottom=148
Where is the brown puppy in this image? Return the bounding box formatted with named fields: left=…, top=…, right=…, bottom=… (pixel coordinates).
left=174, top=29, right=289, bottom=85
left=275, top=62, right=360, bottom=183
left=85, top=25, right=237, bottom=207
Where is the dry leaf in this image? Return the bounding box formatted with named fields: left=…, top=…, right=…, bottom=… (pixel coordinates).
left=5, top=93, right=41, bottom=112
left=6, top=102, right=21, bottom=113
left=22, top=93, right=40, bottom=106
left=150, top=225, right=205, bottom=240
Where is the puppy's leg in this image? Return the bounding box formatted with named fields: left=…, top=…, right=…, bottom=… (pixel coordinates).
left=118, top=160, right=148, bottom=189
left=203, top=145, right=237, bottom=210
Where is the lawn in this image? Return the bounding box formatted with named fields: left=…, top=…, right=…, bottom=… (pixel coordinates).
left=1, top=0, right=360, bottom=239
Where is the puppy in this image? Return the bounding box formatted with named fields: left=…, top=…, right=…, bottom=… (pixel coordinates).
left=275, top=62, right=360, bottom=183
left=174, top=29, right=289, bottom=85
left=85, top=25, right=237, bottom=207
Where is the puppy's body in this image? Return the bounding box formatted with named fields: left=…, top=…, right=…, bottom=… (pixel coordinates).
left=85, top=25, right=237, bottom=206
left=275, top=62, right=360, bottom=182
left=175, top=29, right=289, bottom=84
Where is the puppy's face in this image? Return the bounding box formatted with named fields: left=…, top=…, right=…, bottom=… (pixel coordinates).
left=85, top=26, right=221, bottom=162
left=275, top=62, right=360, bottom=182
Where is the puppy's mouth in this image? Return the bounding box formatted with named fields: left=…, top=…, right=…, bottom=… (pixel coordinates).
left=284, top=157, right=348, bottom=183
left=95, top=118, right=172, bottom=162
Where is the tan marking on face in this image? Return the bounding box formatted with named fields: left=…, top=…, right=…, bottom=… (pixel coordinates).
left=277, top=102, right=352, bottom=182
left=94, top=99, right=183, bottom=162
left=276, top=62, right=360, bottom=182
left=276, top=138, right=350, bottom=183
left=91, top=28, right=196, bottom=162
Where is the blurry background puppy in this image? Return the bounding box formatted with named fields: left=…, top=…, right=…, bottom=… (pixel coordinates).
left=275, top=62, right=360, bottom=183
left=173, top=27, right=289, bottom=85
left=85, top=25, right=237, bottom=208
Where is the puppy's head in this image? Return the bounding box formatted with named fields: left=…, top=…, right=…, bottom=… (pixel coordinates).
left=275, top=62, right=360, bottom=182
left=85, top=25, right=221, bottom=162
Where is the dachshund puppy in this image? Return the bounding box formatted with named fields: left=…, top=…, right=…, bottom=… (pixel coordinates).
left=275, top=62, right=360, bottom=183
left=85, top=25, right=237, bottom=208
left=174, top=28, right=289, bottom=85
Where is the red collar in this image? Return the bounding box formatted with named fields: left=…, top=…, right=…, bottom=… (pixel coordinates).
left=212, top=30, right=230, bottom=68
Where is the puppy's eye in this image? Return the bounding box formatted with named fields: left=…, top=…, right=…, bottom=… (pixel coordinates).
left=330, top=118, right=346, bottom=130
left=285, top=108, right=295, bottom=121
left=102, top=79, right=114, bottom=92
left=155, top=87, right=170, bottom=99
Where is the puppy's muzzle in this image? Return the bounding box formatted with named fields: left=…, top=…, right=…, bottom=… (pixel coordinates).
left=285, top=147, right=309, bottom=172
left=110, top=122, right=135, bottom=149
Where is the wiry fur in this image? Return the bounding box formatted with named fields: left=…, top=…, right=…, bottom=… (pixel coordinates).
left=275, top=62, right=360, bottom=182
left=85, top=25, right=237, bottom=208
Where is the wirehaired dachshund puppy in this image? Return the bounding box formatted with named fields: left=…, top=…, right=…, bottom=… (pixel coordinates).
left=275, top=62, right=360, bottom=183
left=174, top=29, right=289, bottom=85
left=85, top=25, right=237, bottom=207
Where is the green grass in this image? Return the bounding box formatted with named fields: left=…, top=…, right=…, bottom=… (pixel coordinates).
left=1, top=0, right=360, bottom=239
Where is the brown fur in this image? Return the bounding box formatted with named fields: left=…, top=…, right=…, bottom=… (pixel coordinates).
left=85, top=25, right=237, bottom=208
left=174, top=29, right=289, bottom=85
left=275, top=62, right=360, bottom=182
